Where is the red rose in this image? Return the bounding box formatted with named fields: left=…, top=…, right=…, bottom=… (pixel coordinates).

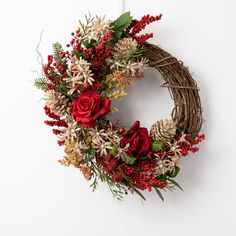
left=70, top=89, right=111, bottom=127
left=121, top=121, right=151, bottom=158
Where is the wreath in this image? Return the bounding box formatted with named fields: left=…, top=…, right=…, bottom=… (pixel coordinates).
left=34, top=12, right=204, bottom=201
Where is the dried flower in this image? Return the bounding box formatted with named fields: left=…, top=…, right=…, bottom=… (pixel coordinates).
left=110, top=58, right=149, bottom=77
left=154, top=153, right=180, bottom=175
left=59, top=141, right=83, bottom=167
left=65, top=56, right=94, bottom=94
left=88, top=126, right=121, bottom=156
left=113, top=38, right=138, bottom=59
left=58, top=116, right=86, bottom=142
left=84, top=16, right=111, bottom=41
left=79, top=165, right=92, bottom=180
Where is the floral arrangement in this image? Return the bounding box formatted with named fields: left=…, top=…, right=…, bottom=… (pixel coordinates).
left=35, top=12, right=204, bottom=201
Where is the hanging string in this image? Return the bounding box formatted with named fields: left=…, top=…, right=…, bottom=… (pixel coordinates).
left=122, top=0, right=126, bottom=13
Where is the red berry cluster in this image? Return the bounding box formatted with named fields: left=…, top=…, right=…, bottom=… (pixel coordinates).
left=130, top=14, right=162, bottom=35
left=128, top=14, right=162, bottom=44
left=178, top=134, right=205, bottom=156
left=107, top=159, right=166, bottom=192
left=133, top=33, right=153, bottom=44
left=52, top=129, right=63, bottom=135
left=44, top=106, right=68, bottom=145
left=95, top=31, right=112, bottom=61
left=67, top=30, right=83, bottom=52
left=43, top=52, right=69, bottom=88
left=127, top=160, right=165, bottom=191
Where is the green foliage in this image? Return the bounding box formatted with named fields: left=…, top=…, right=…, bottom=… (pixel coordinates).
left=56, top=81, right=70, bottom=97
left=89, top=161, right=126, bottom=201
left=109, top=12, right=133, bottom=46
left=71, top=49, right=82, bottom=59
left=168, top=166, right=180, bottom=178
left=154, top=187, right=164, bottom=202
left=157, top=173, right=168, bottom=182
left=119, top=45, right=146, bottom=62
left=110, top=146, right=119, bottom=156
left=167, top=178, right=183, bottom=191
left=52, top=42, right=63, bottom=63
left=114, top=12, right=132, bottom=32
left=83, top=39, right=96, bottom=48
left=85, top=147, right=96, bottom=161
left=121, top=155, right=136, bottom=165
left=152, top=140, right=165, bottom=152
left=34, top=77, right=50, bottom=91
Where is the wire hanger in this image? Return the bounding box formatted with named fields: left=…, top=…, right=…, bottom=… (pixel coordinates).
left=122, top=0, right=126, bottom=13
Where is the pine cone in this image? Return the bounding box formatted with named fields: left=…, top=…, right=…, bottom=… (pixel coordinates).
left=97, top=117, right=110, bottom=130
left=113, top=38, right=138, bottom=59
left=150, top=119, right=176, bottom=142
left=45, top=90, right=69, bottom=116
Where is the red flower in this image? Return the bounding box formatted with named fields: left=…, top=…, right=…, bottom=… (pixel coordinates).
left=121, top=121, right=151, bottom=158
left=70, top=89, right=111, bottom=127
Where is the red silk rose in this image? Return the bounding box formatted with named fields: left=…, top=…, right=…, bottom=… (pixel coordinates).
left=70, top=89, right=111, bottom=127
left=121, top=121, right=151, bottom=158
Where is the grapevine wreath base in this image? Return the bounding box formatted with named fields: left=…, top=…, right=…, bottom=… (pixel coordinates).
left=35, top=12, right=204, bottom=201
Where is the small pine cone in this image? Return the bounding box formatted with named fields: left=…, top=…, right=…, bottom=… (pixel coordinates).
left=150, top=119, right=176, bottom=142
left=97, top=117, right=110, bottom=129
left=45, top=90, right=69, bottom=116
left=113, top=37, right=138, bottom=59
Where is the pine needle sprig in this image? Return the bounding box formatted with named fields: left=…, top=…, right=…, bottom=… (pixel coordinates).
left=34, top=77, right=51, bottom=91
left=52, top=42, right=65, bottom=65
left=89, top=161, right=126, bottom=201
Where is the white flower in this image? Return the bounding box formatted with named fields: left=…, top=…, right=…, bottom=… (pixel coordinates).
left=88, top=127, right=108, bottom=143
left=88, top=126, right=122, bottom=157
left=154, top=153, right=180, bottom=175
left=64, top=56, right=94, bottom=95
left=58, top=116, right=86, bottom=142
left=84, top=16, right=111, bottom=41
left=110, top=58, right=149, bottom=77
left=92, top=138, right=113, bottom=156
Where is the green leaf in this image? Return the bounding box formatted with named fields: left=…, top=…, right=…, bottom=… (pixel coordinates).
left=157, top=173, right=168, bottom=182
left=154, top=187, right=164, bottom=202
left=122, top=155, right=136, bottom=165
left=168, top=178, right=183, bottom=191
left=83, top=39, right=96, bottom=48
left=110, top=146, right=119, bottom=156
left=123, top=31, right=130, bottom=38
left=168, top=166, right=180, bottom=178
left=71, top=49, right=82, bottom=59
left=114, top=12, right=132, bottom=31
left=114, top=31, right=123, bottom=40
left=152, top=141, right=165, bottom=152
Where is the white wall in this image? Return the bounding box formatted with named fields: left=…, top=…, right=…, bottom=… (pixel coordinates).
left=0, top=0, right=235, bottom=235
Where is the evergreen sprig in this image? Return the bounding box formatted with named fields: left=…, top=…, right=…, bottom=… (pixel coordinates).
left=34, top=77, right=50, bottom=91
left=89, top=161, right=126, bottom=201
left=52, top=42, right=63, bottom=63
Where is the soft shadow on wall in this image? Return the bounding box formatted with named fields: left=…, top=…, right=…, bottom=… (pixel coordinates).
left=111, top=67, right=174, bottom=130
